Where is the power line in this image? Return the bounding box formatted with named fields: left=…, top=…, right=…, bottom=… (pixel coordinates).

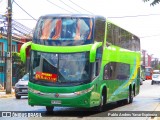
left=13, top=0, right=37, bottom=21
left=12, top=20, right=32, bottom=33
left=108, top=13, right=160, bottom=19
left=68, top=0, right=94, bottom=15
left=140, top=34, right=160, bottom=38
left=59, top=0, right=81, bottom=13
left=11, top=13, right=160, bottom=21
left=46, top=0, right=73, bottom=13
left=13, top=18, right=37, bottom=20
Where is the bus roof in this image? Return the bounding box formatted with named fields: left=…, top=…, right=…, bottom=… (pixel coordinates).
left=39, top=14, right=105, bottom=19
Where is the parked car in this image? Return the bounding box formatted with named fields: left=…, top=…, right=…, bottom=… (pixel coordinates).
left=140, top=67, right=145, bottom=85
left=151, top=70, right=160, bottom=85
left=15, top=73, right=29, bottom=99
left=141, top=65, right=145, bottom=81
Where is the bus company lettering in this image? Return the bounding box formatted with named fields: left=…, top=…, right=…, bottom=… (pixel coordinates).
left=35, top=72, right=57, bottom=82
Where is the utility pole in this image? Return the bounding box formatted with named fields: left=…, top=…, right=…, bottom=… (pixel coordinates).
left=6, top=0, right=12, bottom=94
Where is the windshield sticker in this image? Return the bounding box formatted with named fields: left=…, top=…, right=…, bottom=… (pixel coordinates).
left=35, top=72, right=57, bottom=82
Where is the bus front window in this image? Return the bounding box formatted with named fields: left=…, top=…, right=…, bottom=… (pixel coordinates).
left=34, top=18, right=93, bottom=41
left=30, top=51, right=90, bottom=86
left=59, top=53, right=90, bottom=82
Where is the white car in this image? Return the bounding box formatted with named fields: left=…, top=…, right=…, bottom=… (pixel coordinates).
left=151, top=70, right=160, bottom=85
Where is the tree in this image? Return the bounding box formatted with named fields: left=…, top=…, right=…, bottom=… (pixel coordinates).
left=12, top=52, right=26, bottom=83
left=143, top=0, right=160, bottom=6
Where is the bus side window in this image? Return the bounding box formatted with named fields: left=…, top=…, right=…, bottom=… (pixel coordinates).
left=104, top=63, right=112, bottom=80
left=96, top=61, right=99, bottom=76
left=93, top=60, right=100, bottom=78
left=92, top=47, right=102, bottom=79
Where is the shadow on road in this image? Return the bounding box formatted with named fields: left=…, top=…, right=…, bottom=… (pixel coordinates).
left=41, top=102, right=126, bottom=117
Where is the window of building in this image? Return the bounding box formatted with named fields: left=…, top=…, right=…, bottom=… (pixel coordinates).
left=0, top=42, right=4, bottom=56
left=0, top=66, right=3, bottom=72
left=12, top=44, right=16, bottom=52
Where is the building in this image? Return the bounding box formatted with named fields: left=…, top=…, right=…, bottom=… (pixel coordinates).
left=0, top=34, right=29, bottom=87
left=141, top=49, right=153, bottom=67
left=0, top=14, right=33, bottom=88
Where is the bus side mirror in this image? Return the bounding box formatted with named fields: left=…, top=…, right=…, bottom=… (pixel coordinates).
left=90, top=42, right=102, bottom=62
left=20, top=41, right=32, bottom=63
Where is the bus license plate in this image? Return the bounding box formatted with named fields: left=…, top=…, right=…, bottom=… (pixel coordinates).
left=51, top=100, right=61, bottom=104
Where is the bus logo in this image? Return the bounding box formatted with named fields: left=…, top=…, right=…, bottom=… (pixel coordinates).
left=55, top=93, right=59, bottom=98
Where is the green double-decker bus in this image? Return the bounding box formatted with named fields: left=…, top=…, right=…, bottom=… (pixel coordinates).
left=20, top=14, right=141, bottom=111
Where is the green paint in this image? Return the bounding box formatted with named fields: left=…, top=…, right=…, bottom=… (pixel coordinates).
left=20, top=41, right=32, bottom=63
left=20, top=15, right=141, bottom=109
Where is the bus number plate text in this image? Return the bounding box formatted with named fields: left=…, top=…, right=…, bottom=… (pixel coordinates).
left=51, top=100, right=61, bottom=104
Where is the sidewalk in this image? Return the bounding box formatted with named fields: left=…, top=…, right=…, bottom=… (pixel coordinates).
left=0, top=89, right=15, bottom=98
left=150, top=103, right=160, bottom=120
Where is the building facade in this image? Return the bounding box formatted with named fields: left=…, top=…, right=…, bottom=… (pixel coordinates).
left=0, top=36, right=25, bottom=87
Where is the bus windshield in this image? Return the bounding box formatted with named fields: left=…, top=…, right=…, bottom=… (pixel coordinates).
left=33, top=17, right=93, bottom=45
left=30, top=51, right=90, bottom=86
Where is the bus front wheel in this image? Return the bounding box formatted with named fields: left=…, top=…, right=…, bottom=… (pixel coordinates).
left=46, top=106, right=54, bottom=112
left=97, top=89, right=106, bottom=112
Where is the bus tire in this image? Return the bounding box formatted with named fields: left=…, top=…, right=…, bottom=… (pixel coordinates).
left=97, top=88, right=106, bottom=112
left=46, top=106, right=54, bottom=112
left=151, top=81, right=154, bottom=85
left=117, top=100, right=124, bottom=106
left=15, top=95, right=21, bottom=99
left=124, top=88, right=134, bottom=104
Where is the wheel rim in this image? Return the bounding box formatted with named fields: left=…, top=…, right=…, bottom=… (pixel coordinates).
left=100, top=96, right=104, bottom=107
left=129, top=90, right=134, bottom=103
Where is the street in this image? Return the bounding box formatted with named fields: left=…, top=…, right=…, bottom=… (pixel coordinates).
left=0, top=80, right=160, bottom=120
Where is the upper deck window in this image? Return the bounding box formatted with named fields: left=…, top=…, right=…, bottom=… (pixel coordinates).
left=33, top=17, right=93, bottom=46
left=107, top=23, right=140, bottom=51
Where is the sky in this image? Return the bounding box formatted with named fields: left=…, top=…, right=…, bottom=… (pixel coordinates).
left=0, top=0, right=160, bottom=58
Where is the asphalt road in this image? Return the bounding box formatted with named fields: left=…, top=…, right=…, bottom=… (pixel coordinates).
left=0, top=80, right=160, bottom=120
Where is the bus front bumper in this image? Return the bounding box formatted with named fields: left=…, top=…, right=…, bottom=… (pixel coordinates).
left=28, top=86, right=99, bottom=108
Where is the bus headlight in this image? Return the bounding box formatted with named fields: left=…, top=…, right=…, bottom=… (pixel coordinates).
left=28, top=88, right=40, bottom=94
left=74, top=85, right=94, bottom=95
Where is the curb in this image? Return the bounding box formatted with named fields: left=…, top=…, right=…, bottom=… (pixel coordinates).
left=0, top=92, right=15, bottom=98
left=0, top=94, right=14, bottom=98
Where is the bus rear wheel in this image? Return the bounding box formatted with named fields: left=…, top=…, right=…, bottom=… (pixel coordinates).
left=124, top=89, right=134, bottom=104
left=46, top=106, right=54, bottom=112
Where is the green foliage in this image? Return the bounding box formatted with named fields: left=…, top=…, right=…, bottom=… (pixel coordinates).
left=12, top=52, right=20, bottom=62
left=143, top=0, right=160, bottom=6
left=157, top=64, right=160, bottom=70
left=12, top=52, right=26, bottom=80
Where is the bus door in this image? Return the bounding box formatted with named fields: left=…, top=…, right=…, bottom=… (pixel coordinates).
left=115, top=63, right=130, bottom=99
left=103, top=62, right=120, bottom=102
